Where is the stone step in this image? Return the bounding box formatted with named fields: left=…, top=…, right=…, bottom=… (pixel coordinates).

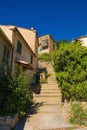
left=41, top=89, right=60, bottom=92
left=34, top=93, right=61, bottom=96
left=37, top=105, right=61, bottom=113
left=47, top=84, right=58, bottom=86
left=34, top=100, right=62, bottom=105
left=35, top=94, right=61, bottom=98
left=47, top=82, right=58, bottom=84
left=48, top=78, right=56, bottom=79
left=74, top=127, right=87, bottom=130
left=41, top=88, right=60, bottom=90
left=47, top=77, right=57, bottom=82
left=34, top=97, right=61, bottom=104
left=42, top=86, right=58, bottom=88
left=37, top=91, right=61, bottom=95
left=40, top=91, right=61, bottom=94
left=41, top=88, right=59, bottom=90
left=42, top=83, right=58, bottom=86
left=41, top=86, right=59, bottom=89
left=41, top=127, right=75, bottom=130
left=47, top=82, right=57, bottom=84
left=35, top=92, right=61, bottom=95
left=41, top=89, right=60, bottom=91
left=38, top=111, right=61, bottom=115
left=27, top=114, right=73, bottom=130
left=42, top=103, right=60, bottom=106
left=41, top=84, right=58, bottom=86
left=47, top=79, right=57, bottom=81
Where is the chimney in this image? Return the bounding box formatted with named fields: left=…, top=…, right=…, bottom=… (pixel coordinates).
left=30, top=27, right=36, bottom=33
left=31, top=27, right=34, bottom=30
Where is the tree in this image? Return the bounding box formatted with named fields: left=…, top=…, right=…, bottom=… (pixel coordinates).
left=55, top=39, right=69, bottom=49
left=53, top=41, right=87, bottom=101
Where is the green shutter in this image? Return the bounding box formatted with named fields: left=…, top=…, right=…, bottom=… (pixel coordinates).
left=30, top=55, right=33, bottom=64
left=17, top=41, right=22, bottom=55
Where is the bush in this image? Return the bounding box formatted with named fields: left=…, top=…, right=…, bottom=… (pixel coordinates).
left=52, top=42, right=87, bottom=101
left=38, top=53, right=52, bottom=62
left=0, top=65, right=33, bottom=116
left=69, top=102, right=87, bottom=126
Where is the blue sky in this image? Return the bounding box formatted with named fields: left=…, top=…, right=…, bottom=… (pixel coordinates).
left=0, top=0, right=87, bottom=41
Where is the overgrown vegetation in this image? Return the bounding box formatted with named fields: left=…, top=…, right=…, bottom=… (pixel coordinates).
left=69, top=102, right=87, bottom=126
left=40, top=78, right=47, bottom=84
left=0, top=65, right=33, bottom=116
left=52, top=41, right=87, bottom=101
left=38, top=53, right=52, bottom=62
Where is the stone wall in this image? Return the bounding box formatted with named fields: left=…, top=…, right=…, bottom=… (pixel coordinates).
left=0, top=114, right=19, bottom=130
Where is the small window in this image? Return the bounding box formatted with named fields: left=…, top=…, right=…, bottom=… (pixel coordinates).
left=40, top=48, right=42, bottom=51
left=42, top=45, right=48, bottom=50
left=30, top=55, right=33, bottom=65
left=17, top=40, right=22, bottom=55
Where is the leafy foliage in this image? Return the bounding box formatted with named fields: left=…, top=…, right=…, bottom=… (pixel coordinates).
left=0, top=65, right=33, bottom=116
left=53, top=41, right=87, bottom=101
left=69, top=102, right=87, bottom=126
left=40, top=78, right=47, bottom=84
left=38, top=53, right=52, bottom=62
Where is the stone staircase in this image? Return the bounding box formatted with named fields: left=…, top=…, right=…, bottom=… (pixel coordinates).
left=22, top=62, right=73, bottom=130
left=14, top=62, right=87, bottom=130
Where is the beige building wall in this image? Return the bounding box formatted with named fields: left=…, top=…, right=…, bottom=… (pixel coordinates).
left=14, top=27, right=38, bottom=71
left=12, top=30, right=37, bottom=72
left=38, top=35, right=55, bottom=54
left=0, top=33, right=12, bottom=71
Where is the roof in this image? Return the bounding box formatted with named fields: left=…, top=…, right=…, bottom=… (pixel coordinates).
left=78, top=35, right=87, bottom=39
left=14, top=27, right=37, bottom=56
left=0, top=25, right=13, bottom=43
left=16, top=27, right=37, bottom=54
left=0, top=25, right=37, bottom=56
left=0, top=26, right=13, bottom=47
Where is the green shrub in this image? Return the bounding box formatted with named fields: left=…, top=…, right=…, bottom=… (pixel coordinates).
left=0, top=65, right=33, bottom=116
left=53, top=42, right=87, bottom=101
left=69, top=102, right=87, bottom=126
left=38, top=53, right=52, bottom=62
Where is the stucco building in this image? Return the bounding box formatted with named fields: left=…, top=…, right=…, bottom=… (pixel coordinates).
left=38, top=35, right=56, bottom=54
left=77, top=35, right=87, bottom=47
left=72, top=35, right=87, bottom=47
left=0, top=25, right=38, bottom=74
left=0, top=27, right=13, bottom=72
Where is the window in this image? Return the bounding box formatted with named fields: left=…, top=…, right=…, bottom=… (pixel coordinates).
left=42, top=45, right=48, bottom=50
left=40, top=48, right=42, bottom=51
left=30, top=55, right=33, bottom=65
left=17, top=40, right=22, bottom=55
left=3, top=45, right=10, bottom=65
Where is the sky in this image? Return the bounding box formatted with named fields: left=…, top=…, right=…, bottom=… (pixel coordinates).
left=0, top=0, right=87, bottom=42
